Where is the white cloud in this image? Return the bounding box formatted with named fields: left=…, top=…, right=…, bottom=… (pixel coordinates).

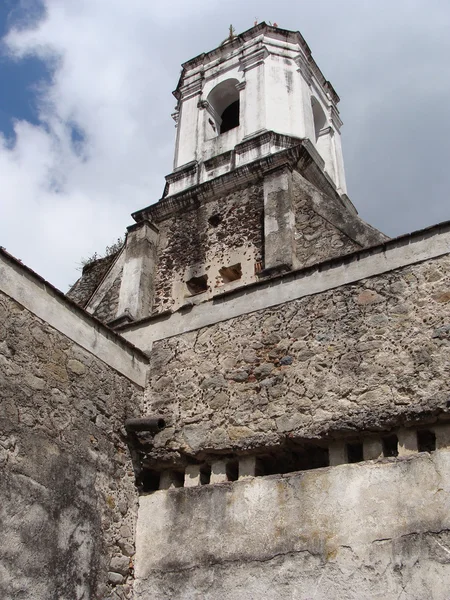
left=1, top=0, right=450, bottom=290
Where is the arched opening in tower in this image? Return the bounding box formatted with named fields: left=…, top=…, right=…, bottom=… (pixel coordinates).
left=207, top=78, right=240, bottom=137
left=311, top=96, right=327, bottom=142
left=220, top=100, right=239, bottom=133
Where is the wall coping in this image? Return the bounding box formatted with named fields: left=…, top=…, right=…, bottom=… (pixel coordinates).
left=120, top=220, right=450, bottom=352
left=0, top=248, right=148, bottom=387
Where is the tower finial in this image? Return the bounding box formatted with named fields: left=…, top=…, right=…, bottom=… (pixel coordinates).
left=228, top=24, right=235, bottom=40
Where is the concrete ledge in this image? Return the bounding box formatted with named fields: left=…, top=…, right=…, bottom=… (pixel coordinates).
left=0, top=248, right=148, bottom=387
left=122, top=221, right=450, bottom=352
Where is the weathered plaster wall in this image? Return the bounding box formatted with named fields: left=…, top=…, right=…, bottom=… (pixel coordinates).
left=0, top=289, right=143, bottom=600
left=145, top=253, right=450, bottom=463
left=134, top=450, right=450, bottom=599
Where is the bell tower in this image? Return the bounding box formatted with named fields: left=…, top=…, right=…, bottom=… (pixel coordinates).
left=72, top=22, right=387, bottom=327
left=168, top=22, right=347, bottom=197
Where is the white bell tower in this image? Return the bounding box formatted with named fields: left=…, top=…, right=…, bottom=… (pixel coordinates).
left=167, top=22, right=347, bottom=197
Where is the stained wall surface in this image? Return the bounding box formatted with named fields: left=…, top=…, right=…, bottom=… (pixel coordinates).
left=134, top=450, right=450, bottom=600
left=0, top=289, right=143, bottom=600
left=151, top=183, right=264, bottom=315
left=145, top=253, right=450, bottom=463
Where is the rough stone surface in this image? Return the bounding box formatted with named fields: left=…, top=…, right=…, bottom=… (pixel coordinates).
left=151, top=183, right=264, bottom=315
left=135, top=451, right=450, bottom=600
left=292, top=172, right=361, bottom=268
left=0, top=290, right=141, bottom=600
left=94, top=269, right=123, bottom=323
left=145, top=254, right=450, bottom=463
left=67, top=252, right=118, bottom=307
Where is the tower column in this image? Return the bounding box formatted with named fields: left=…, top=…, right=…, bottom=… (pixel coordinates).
left=263, top=165, right=296, bottom=271
left=116, top=220, right=159, bottom=322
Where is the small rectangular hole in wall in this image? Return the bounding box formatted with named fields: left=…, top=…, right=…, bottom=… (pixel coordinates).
left=200, top=464, right=211, bottom=485
left=226, top=459, right=239, bottom=482
left=382, top=434, right=399, bottom=457
left=140, top=470, right=160, bottom=493
left=258, top=445, right=329, bottom=476
left=347, top=442, right=364, bottom=463
left=417, top=429, right=436, bottom=452
left=219, top=263, right=242, bottom=284
left=171, top=471, right=185, bottom=488
left=186, top=274, right=208, bottom=295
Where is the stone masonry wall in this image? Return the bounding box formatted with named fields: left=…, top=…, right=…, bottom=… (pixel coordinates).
left=145, top=253, right=450, bottom=464
left=0, top=290, right=143, bottom=600
left=291, top=173, right=361, bottom=268
left=94, top=269, right=123, bottom=324
left=151, top=183, right=264, bottom=315
left=68, top=253, right=118, bottom=307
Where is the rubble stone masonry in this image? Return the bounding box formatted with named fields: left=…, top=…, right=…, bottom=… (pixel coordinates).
left=145, top=253, right=450, bottom=464
left=0, top=289, right=143, bottom=600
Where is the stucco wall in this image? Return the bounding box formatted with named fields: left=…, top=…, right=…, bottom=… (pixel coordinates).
left=134, top=450, right=450, bottom=599
left=145, top=253, right=450, bottom=463
left=0, top=289, right=143, bottom=600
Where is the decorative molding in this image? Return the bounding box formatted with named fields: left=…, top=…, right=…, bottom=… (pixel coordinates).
left=294, top=53, right=312, bottom=84
left=318, top=126, right=334, bottom=138
left=165, top=161, right=198, bottom=185
left=330, top=105, right=343, bottom=131
left=132, top=136, right=338, bottom=224
left=239, top=46, right=269, bottom=71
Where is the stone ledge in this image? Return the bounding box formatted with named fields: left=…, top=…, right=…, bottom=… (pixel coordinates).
left=0, top=247, right=149, bottom=387
left=121, top=220, right=450, bottom=351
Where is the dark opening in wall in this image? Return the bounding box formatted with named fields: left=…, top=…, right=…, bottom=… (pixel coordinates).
left=170, top=471, right=185, bottom=488
left=220, top=100, right=239, bottom=133
left=417, top=429, right=436, bottom=452
left=226, top=459, right=239, bottom=482
left=200, top=464, right=211, bottom=485
left=208, top=214, right=222, bottom=227
left=186, top=274, right=208, bottom=295
left=382, top=434, right=399, bottom=457
left=219, top=263, right=242, bottom=284
left=258, top=445, right=329, bottom=476
left=347, top=442, right=364, bottom=463
left=140, top=470, right=160, bottom=493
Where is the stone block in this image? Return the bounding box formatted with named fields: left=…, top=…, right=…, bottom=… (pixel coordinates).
left=432, top=424, right=450, bottom=449
left=363, top=438, right=383, bottom=461
left=398, top=429, right=418, bottom=456
left=184, top=465, right=201, bottom=487
left=159, top=471, right=183, bottom=490
left=329, top=441, right=347, bottom=466
left=239, top=456, right=256, bottom=479
left=210, top=460, right=228, bottom=484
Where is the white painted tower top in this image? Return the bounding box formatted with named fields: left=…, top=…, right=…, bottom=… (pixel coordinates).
left=166, top=23, right=347, bottom=197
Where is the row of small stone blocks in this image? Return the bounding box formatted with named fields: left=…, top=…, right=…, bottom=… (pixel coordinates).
left=158, top=424, right=450, bottom=491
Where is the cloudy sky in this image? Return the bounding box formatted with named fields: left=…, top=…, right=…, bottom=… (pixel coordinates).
left=1, top=0, right=449, bottom=291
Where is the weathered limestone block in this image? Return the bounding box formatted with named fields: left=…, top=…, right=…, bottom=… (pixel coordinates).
left=398, top=429, right=418, bottom=456
left=210, top=460, right=228, bottom=484
left=184, top=465, right=202, bottom=487
left=363, top=437, right=383, bottom=460
left=238, top=456, right=256, bottom=479
left=329, top=441, right=347, bottom=466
